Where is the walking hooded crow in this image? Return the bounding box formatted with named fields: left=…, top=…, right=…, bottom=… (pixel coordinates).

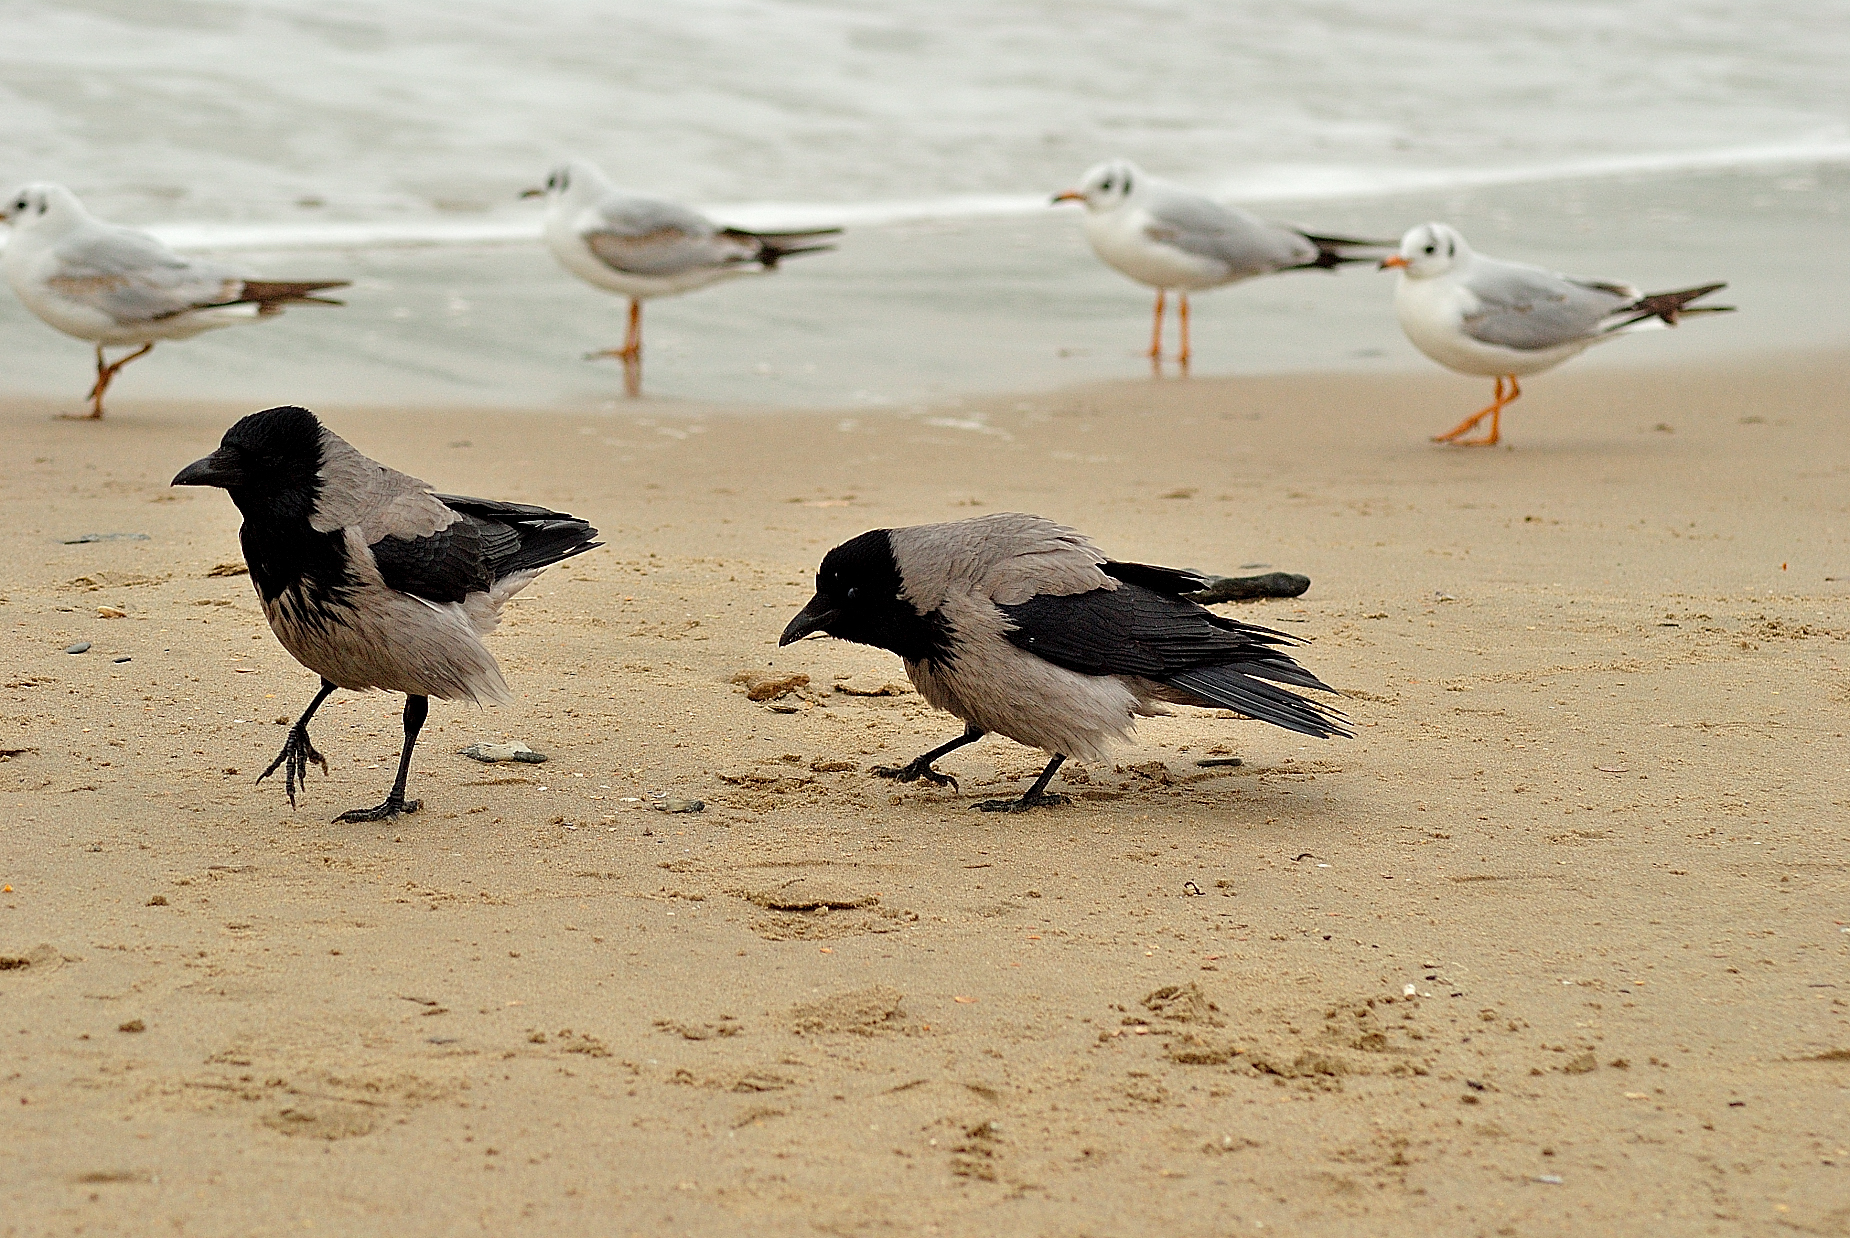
left=173, top=406, right=600, bottom=821
left=778, top=513, right=1348, bottom=812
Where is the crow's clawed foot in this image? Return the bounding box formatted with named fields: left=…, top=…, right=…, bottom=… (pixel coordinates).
left=973, top=792, right=1071, bottom=814
left=334, top=796, right=421, bottom=824
left=871, top=760, right=959, bottom=792
left=257, top=725, right=328, bottom=809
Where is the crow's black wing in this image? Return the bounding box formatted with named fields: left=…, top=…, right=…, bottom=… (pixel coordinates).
left=368, top=519, right=494, bottom=604
left=429, top=495, right=601, bottom=580
left=370, top=497, right=599, bottom=603
left=998, top=582, right=1349, bottom=739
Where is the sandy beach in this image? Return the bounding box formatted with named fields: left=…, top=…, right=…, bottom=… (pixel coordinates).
left=3, top=352, right=1848, bottom=1237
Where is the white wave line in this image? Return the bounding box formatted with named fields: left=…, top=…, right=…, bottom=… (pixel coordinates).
left=4, top=137, right=1843, bottom=254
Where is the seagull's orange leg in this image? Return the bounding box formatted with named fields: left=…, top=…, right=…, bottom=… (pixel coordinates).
left=622, top=298, right=642, bottom=397
left=584, top=298, right=644, bottom=396
left=1450, top=379, right=1524, bottom=451
left=70, top=343, right=154, bottom=420
left=1432, top=375, right=1505, bottom=444
left=1177, top=294, right=1191, bottom=370
left=586, top=298, right=643, bottom=362
left=1148, top=289, right=1166, bottom=363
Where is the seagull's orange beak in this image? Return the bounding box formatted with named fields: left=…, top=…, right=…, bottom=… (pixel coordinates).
left=1051, top=190, right=1084, bottom=204
left=1378, top=255, right=1409, bottom=270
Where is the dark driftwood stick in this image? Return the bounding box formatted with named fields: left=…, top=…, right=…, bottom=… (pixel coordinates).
left=1184, top=572, right=1311, bottom=603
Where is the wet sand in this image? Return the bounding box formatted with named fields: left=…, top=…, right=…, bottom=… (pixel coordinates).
left=2, top=353, right=1848, bottom=1236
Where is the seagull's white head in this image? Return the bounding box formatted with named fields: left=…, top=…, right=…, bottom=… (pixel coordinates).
left=1382, top=222, right=1470, bottom=279
left=1053, top=160, right=1141, bottom=212
left=521, top=160, right=613, bottom=207
left=0, top=183, right=88, bottom=234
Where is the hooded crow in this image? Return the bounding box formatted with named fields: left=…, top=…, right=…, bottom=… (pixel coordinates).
left=173, top=406, right=600, bottom=821
left=779, top=513, right=1348, bottom=812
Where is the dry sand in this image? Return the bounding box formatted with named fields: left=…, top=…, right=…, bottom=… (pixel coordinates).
left=3, top=354, right=1848, bottom=1237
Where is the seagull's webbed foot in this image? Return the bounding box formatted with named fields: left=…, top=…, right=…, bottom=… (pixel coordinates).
left=871, top=759, right=959, bottom=791
left=334, top=795, right=422, bottom=824
left=256, top=724, right=328, bottom=809
left=973, top=791, right=1071, bottom=814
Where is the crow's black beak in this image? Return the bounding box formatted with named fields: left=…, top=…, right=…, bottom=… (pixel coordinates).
left=778, top=594, right=839, bottom=646
left=171, top=449, right=241, bottom=489
left=518, top=187, right=545, bottom=200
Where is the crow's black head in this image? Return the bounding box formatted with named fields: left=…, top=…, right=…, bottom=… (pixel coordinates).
left=172, top=405, right=325, bottom=519
left=779, top=528, right=952, bottom=665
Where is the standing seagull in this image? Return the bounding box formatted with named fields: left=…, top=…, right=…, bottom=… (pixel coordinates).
left=1053, top=159, right=1381, bottom=368
left=0, top=184, right=348, bottom=419
left=1383, top=223, right=1733, bottom=447
left=779, top=514, right=1347, bottom=812
left=172, top=406, right=599, bottom=821
left=523, top=160, right=840, bottom=396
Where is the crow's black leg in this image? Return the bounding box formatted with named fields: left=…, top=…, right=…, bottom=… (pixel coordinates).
left=257, top=678, right=337, bottom=809
left=974, top=754, right=1070, bottom=813
left=335, top=695, right=428, bottom=823
left=872, top=725, right=984, bottom=792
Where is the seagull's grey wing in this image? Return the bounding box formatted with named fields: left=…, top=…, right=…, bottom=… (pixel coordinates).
left=580, top=194, right=752, bottom=277
left=1141, top=188, right=1316, bottom=277
left=1460, top=259, right=1636, bottom=351
left=47, top=226, right=245, bottom=324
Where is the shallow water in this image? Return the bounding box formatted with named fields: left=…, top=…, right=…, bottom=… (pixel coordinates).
left=0, top=163, right=1840, bottom=412
left=1, top=1, right=1845, bottom=409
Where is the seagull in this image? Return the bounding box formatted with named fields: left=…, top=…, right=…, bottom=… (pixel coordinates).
left=1382, top=223, right=1734, bottom=446
left=1053, top=159, right=1383, bottom=367
left=779, top=513, right=1347, bottom=812
left=0, top=183, right=348, bottom=419
left=173, top=406, right=600, bottom=822
left=523, top=160, right=840, bottom=396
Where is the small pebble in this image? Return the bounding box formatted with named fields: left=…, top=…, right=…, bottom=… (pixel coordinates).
left=113, top=656, right=132, bottom=664
left=64, top=642, right=91, bottom=655
left=651, top=798, right=704, bottom=814
left=1195, top=757, right=1243, bottom=768
left=457, top=742, right=548, bottom=764
left=117, top=1019, right=145, bottom=1034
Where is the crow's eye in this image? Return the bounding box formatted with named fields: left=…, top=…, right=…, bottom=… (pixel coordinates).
left=845, top=587, right=860, bottom=601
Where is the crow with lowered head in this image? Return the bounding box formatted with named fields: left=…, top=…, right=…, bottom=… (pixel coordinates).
left=173, top=405, right=599, bottom=821
left=780, top=513, right=1347, bottom=812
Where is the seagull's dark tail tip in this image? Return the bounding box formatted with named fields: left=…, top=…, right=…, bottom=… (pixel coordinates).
left=1621, top=281, right=1733, bottom=328
left=1294, top=233, right=1397, bottom=271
